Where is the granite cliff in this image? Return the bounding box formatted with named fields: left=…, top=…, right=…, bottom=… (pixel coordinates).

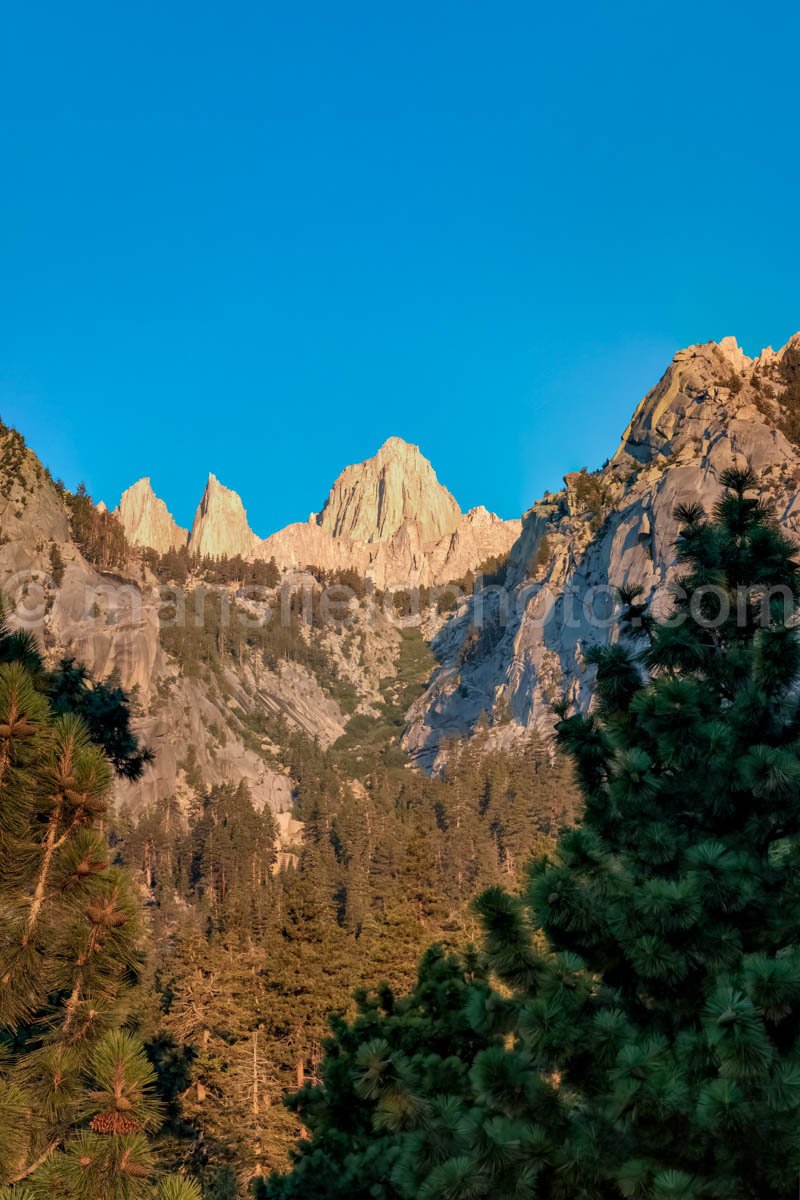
left=316, top=435, right=462, bottom=543
left=188, top=472, right=259, bottom=559
left=404, top=333, right=800, bottom=768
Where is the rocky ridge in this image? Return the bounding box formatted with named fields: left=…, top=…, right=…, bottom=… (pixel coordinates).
left=6, top=330, right=800, bottom=806
left=404, top=333, right=800, bottom=769
left=0, top=421, right=510, bottom=824
left=0, top=428, right=365, bottom=818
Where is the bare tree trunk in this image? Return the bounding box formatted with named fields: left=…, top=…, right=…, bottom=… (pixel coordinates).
left=252, top=1030, right=259, bottom=1116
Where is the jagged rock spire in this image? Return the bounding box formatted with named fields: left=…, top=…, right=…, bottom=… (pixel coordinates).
left=116, top=477, right=188, bottom=553
left=188, top=473, right=257, bottom=559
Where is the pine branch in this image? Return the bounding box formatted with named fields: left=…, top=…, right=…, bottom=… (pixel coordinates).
left=8, top=1138, right=61, bottom=1185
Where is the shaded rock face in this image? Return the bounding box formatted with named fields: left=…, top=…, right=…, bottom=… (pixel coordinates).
left=116, top=478, right=188, bottom=554
left=316, top=436, right=462, bottom=543
left=405, top=334, right=800, bottom=771
left=0, top=436, right=300, bottom=817
left=188, top=473, right=258, bottom=559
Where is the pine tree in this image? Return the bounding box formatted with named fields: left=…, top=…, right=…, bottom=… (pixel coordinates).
left=444, top=467, right=800, bottom=1198
left=0, top=648, right=200, bottom=1200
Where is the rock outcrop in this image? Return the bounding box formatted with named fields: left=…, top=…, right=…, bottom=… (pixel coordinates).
left=404, top=333, right=800, bottom=770
left=0, top=433, right=301, bottom=818
left=188, top=473, right=258, bottom=559
left=316, top=436, right=462, bottom=543
left=116, top=477, right=188, bottom=554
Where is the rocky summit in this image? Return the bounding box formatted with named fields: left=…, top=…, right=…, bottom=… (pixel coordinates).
left=116, top=437, right=520, bottom=587
left=188, top=471, right=259, bottom=559
left=316, top=435, right=462, bottom=543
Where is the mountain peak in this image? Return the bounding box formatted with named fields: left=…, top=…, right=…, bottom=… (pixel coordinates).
left=316, top=438, right=462, bottom=544
left=188, top=473, right=257, bottom=559
left=116, top=477, right=188, bottom=553
left=376, top=435, right=421, bottom=456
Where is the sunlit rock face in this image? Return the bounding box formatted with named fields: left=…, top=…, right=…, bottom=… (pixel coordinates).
left=188, top=472, right=258, bottom=559
left=139, top=436, right=520, bottom=587
left=256, top=437, right=519, bottom=587
left=13, top=331, right=800, bottom=793
left=316, top=436, right=463, bottom=544
left=116, top=477, right=188, bottom=554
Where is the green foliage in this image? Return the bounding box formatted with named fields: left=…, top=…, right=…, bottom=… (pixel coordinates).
left=270, top=470, right=800, bottom=1198
left=262, top=947, right=493, bottom=1200
left=334, top=628, right=435, bottom=767
left=66, top=483, right=129, bottom=570
left=0, top=425, right=31, bottom=502
left=48, top=542, right=65, bottom=586
left=529, top=533, right=551, bottom=576
left=158, top=581, right=355, bottom=706
left=775, top=342, right=800, bottom=447
left=573, top=467, right=610, bottom=525
left=47, top=658, right=154, bottom=780
left=0, top=653, right=200, bottom=1198
left=1, top=610, right=152, bottom=780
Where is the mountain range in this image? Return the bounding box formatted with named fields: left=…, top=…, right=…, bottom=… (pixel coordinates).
left=2, top=331, right=800, bottom=819
left=114, top=435, right=521, bottom=589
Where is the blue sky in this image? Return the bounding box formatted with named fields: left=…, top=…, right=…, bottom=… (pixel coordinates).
left=1, top=1, right=798, bottom=534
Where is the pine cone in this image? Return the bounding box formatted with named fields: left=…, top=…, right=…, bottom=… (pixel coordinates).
left=121, top=1159, right=149, bottom=1178
left=0, top=719, right=35, bottom=738
left=90, top=1111, right=142, bottom=1134
left=81, top=796, right=109, bottom=816
left=89, top=1112, right=115, bottom=1133
left=85, top=901, right=128, bottom=928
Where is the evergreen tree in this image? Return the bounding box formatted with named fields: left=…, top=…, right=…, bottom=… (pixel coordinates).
left=47, top=658, right=155, bottom=781
left=261, top=946, right=493, bottom=1200
left=66, top=483, right=129, bottom=570
left=0, top=652, right=200, bottom=1199
left=118, top=691, right=574, bottom=1188
left=272, top=468, right=800, bottom=1199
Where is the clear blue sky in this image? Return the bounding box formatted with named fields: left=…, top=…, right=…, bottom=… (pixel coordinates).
left=1, top=1, right=798, bottom=534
